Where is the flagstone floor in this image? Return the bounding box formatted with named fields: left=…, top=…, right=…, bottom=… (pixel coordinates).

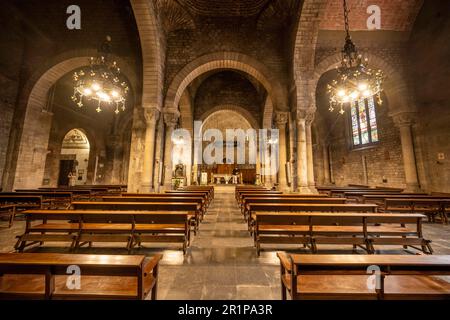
left=1, top=186, right=449, bottom=299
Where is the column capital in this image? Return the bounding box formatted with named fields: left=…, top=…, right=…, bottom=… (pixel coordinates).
left=143, top=108, right=160, bottom=125
left=297, top=108, right=316, bottom=125
left=274, top=112, right=289, bottom=127
left=163, top=112, right=179, bottom=128
left=392, top=112, right=417, bottom=128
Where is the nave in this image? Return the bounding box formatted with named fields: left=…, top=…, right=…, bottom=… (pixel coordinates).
left=1, top=186, right=450, bottom=300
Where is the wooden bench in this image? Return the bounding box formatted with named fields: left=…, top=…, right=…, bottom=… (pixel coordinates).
left=0, top=252, right=161, bottom=300
left=385, top=198, right=450, bottom=224
left=238, top=192, right=325, bottom=210
left=363, top=194, right=445, bottom=205
left=165, top=190, right=212, bottom=206
left=104, top=196, right=207, bottom=220
left=344, top=192, right=428, bottom=203
left=0, top=205, right=15, bottom=228
left=122, top=192, right=209, bottom=210
left=331, top=189, right=403, bottom=198
left=13, top=191, right=73, bottom=208
left=237, top=191, right=283, bottom=205
left=38, top=188, right=93, bottom=200
left=72, top=201, right=201, bottom=232
left=277, top=253, right=450, bottom=300
left=15, top=210, right=191, bottom=254
left=183, top=185, right=214, bottom=198
left=254, top=212, right=431, bottom=255
left=247, top=203, right=378, bottom=232
left=242, top=197, right=347, bottom=221
left=0, top=195, right=43, bottom=212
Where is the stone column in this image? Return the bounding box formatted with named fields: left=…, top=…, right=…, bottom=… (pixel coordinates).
left=163, top=112, right=179, bottom=189
left=153, top=119, right=164, bottom=193
left=140, top=108, right=159, bottom=192
left=305, top=110, right=317, bottom=193
left=275, top=112, right=289, bottom=191
left=255, top=146, right=261, bottom=185
left=393, top=112, right=421, bottom=192
left=322, top=141, right=331, bottom=185
left=296, top=111, right=310, bottom=193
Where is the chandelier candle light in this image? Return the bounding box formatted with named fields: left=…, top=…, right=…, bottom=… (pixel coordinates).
left=327, top=0, right=384, bottom=114
left=72, top=36, right=129, bottom=114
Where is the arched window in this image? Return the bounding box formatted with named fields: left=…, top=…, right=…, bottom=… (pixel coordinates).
left=350, top=96, right=379, bottom=147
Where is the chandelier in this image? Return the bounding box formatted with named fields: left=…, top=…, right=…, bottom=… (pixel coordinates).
left=71, top=36, right=129, bottom=114
left=327, top=0, right=384, bottom=114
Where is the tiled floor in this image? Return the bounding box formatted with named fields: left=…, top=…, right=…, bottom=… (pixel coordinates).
left=1, top=186, right=449, bottom=300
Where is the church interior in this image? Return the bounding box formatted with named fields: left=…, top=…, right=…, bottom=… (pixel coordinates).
left=0, top=0, right=449, bottom=302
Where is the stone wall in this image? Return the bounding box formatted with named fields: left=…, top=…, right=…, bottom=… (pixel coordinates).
left=193, top=71, right=263, bottom=124
left=317, top=105, right=406, bottom=188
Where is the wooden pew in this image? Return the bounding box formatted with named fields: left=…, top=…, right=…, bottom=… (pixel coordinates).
left=238, top=193, right=326, bottom=212
left=183, top=186, right=214, bottom=199
left=0, top=195, right=43, bottom=211
left=235, top=186, right=269, bottom=198
left=330, top=189, right=403, bottom=198
left=123, top=192, right=209, bottom=210
left=103, top=196, right=207, bottom=220
left=165, top=190, right=212, bottom=206
left=0, top=205, right=15, bottom=228
left=277, top=253, right=450, bottom=300
left=345, top=192, right=428, bottom=203
left=15, top=210, right=191, bottom=254
left=0, top=253, right=161, bottom=300
left=254, top=212, right=431, bottom=255
left=13, top=191, right=73, bottom=208
left=38, top=188, right=93, bottom=200
left=246, top=203, right=378, bottom=232
left=385, top=198, right=450, bottom=224
left=237, top=191, right=285, bottom=209
left=72, top=201, right=201, bottom=232
left=242, top=197, right=347, bottom=221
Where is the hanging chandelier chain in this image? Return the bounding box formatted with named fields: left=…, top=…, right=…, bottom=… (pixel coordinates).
left=343, top=0, right=351, bottom=40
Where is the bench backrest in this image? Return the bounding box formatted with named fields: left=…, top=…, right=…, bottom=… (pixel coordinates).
left=244, top=197, right=346, bottom=205
left=248, top=203, right=378, bottom=213
left=0, top=195, right=42, bottom=204
left=72, top=201, right=199, bottom=211
left=103, top=196, right=203, bottom=204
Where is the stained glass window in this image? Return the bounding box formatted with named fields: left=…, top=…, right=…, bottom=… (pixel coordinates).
left=350, top=96, right=379, bottom=147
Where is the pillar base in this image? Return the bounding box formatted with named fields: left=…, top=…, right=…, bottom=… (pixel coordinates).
left=308, top=184, right=318, bottom=194
left=297, top=186, right=312, bottom=194
left=405, top=183, right=421, bottom=193
left=140, top=184, right=154, bottom=193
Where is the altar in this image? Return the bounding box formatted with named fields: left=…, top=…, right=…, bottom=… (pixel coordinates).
left=211, top=173, right=242, bottom=184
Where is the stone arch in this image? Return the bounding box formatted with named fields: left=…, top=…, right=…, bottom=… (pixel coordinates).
left=292, top=0, right=328, bottom=110
left=3, top=50, right=137, bottom=190
left=293, top=0, right=328, bottom=76
left=199, top=105, right=260, bottom=130
left=163, top=52, right=286, bottom=121
left=313, top=52, right=414, bottom=114
left=131, top=0, right=164, bottom=109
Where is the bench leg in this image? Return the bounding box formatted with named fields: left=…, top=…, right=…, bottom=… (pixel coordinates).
left=126, top=236, right=133, bottom=253
left=8, top=212, right=14, bottom=228
left=424, top=241, right=433, bottom=255
left=14, top=237, right=25, bottom=252
left=366, top=240, right=375, bottom=254
left=281, top=283, right=287, bottom=300
left=311, top=239, right=318, bottom=254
